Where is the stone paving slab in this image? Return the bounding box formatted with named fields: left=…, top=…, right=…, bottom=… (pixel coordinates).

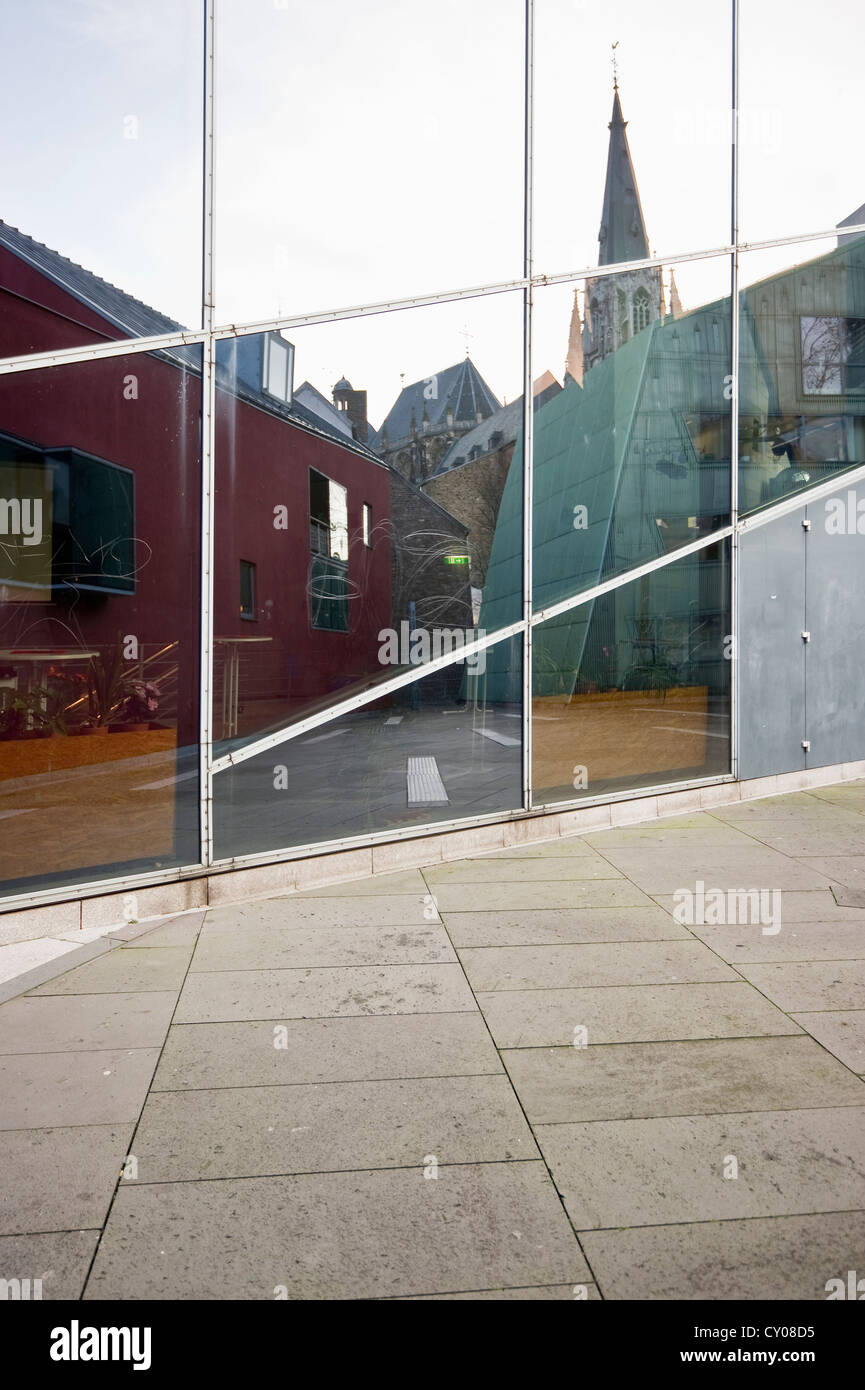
left=737, top=828, right=865, bottom=857
left=0, top=1048, right=160, bottom=1129
left=584, top=819, right=753, bottom=847
left=0, top=1230, right=101, bottom=1300
left=129, top=1074, right=539, bottom=1182
left=429, top=880, right=654, bottom=912
left=458, top=941, right=738, bottom=993
left=174, top=963, right=477, bottom=1024
left=84, top=1162, right=590, bottom=1300
left=738, top=960, right=865, bottom=1011
left=153, top=1013, right=503, bottom=1090
left=501, top=1036, right=865, bottom=1124
left=205, top=896, right=433, bottom=929
left=652, top=888, right=865, bottom=923
left=477, top=982, right=802, bottom=1048
left=423, top=855, right=623, bottom=883
left=484, top=839, right=600, bottom=858
left=190, top=922, right=456, bottom=973
left=300, top=869, right=430, bottom=896
left=579, top=1211, right=865, bottom=1301
left=0, top=992, right=178, bottom=1054
left=805, top=856, right=865, bottom=890
left=0, top=1124, right=133, bottom=1236
left=114, top=915, right=205, bottom=948
left=27, top=946, right=191, bottom=996
left=399, top=1282, right=601, bottom=1300
left=442, top=905, right=688, bottom=947
left=596, top=845, right=833, bottom=894
left=790, top=1010, right=865, bottom=1072
left=688, top=920, right=865, bottom=962
left=536, top=1106, right=865, bottom=1229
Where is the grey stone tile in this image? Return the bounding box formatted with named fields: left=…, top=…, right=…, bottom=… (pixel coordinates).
left=174, top=964, right=476, bottom=1024
left=689, top=920, right=865, bottom=963
left=477, top=982, right=802, bottom=1048
left=652, top=888, right=865, bottom=923
left=443, top=906, right=688, bottom=948
left=429, top=880, right=653, bottom=913
left=596, top=845, right=832, bottom=894
left=806, top=857, right=865, bottom=891
left=502, top=1036, right=865, bottom=1124
left=486, top=840, right=599, bottom=859
left=536, top=1107, right=865, bottom=1229
left=153, top=1014, right=502, bottom=1090
left=739, top=828, right=865, bottom=857
left=0, top=993, right=178, bottom=1055
left=85, top=1162, right=588, bottom=1300
left=400, top=1282, right=601, bottom=1300
left=791, top=1011, right=865, bottom=1073
left=190, top=923, right=456, bottom=973
left=130, top=1075, right=538, bottom=1181
left=713, top=791, right=862, bottom=823
left=834, top=885, right=865, bottom=909
left=584, top=820, right=752, bottom=848
left=739, top=960, right=865, bottom=1011
left=0, top=1230, right=101, bottom=1300
left=299, top=869, right=430, bottom=896
left=424, top=855, right=622, bottom=883
left=0, top=1125, right=133, bottom=1236
left=114, top=915, right=205, bottom=947
left=458, top=941, right=738, bottom=993
left=204, top=895, right=433, bottom=930
left=27, top=947, right=191, bottom=996
left=581, top=1212, right=865, bottom=1301
left=0, top=1049, right=160, bottom=1129
left=810, top=785, right=865, bottom=812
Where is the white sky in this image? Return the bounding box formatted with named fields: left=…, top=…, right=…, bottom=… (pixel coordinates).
left=1, top=0, right=863, bottom=426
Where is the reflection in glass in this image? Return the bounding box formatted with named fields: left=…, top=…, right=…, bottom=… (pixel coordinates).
left=213, top=304, right=523, bottom=754
left=740, top=235, right=865, bottom=514
left=214, top=633, right=522, bottom=860
left=0, top=348, right=201, bottom=893
left=529, top=540, right=730, bottom=805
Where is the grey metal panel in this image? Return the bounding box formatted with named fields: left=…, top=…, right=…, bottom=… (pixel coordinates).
left=804, top=490, right=865, bottom=769
left=738, top=509, right=806, bottom=779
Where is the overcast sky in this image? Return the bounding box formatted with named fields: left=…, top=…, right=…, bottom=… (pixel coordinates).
left=1, top=0, right=862, bottom=424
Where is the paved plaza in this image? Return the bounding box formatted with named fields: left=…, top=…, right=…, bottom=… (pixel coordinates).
left=2, top=781, right=865, bottom=1299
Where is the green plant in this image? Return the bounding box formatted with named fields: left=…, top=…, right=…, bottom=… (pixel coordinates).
left=86, top=635, right=129, bottom=727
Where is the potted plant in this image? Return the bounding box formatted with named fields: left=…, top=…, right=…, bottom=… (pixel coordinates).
left=78, top=637, right=128, bottom=733
left=115, top=679, right=159, bottom=732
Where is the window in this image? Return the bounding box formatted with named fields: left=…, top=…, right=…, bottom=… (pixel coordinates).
left=262, top=333, right=294, bottom=403
left=309, top=469, right=348, bottom=561
left=632, top=288, right=652, bottom=334
left=801, top=315, right=865, bottom=394
left=362, top=502, right=372, bottom=547
left=309, top=469, right=349, bottom=631
left=239, top=560, right=255, bottom=620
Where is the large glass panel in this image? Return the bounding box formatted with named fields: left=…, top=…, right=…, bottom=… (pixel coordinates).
left=739, top=234, right=865, bottom=515
left=214, top=0, right=524, bottom=323
left=482, top=257, right=732, bottom=624
left=0, top=1, right=204, bottom=354
left=740, top=0, right=865, bottom=245
left=212, top=296, right=524, bottom=758
left=214, top=632, right=521, bottom=860
left=530, top=539, right=731, bottom=805
left=535, top=0, right=731, bottom=275
left=0, top=347, right=202, bottom=895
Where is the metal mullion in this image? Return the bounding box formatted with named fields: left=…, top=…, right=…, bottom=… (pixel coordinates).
left=730, top=0, right=741, bottom=780
left=521, top=0, right=535, bottom=811
left=198, top=0, right=216, bottom=867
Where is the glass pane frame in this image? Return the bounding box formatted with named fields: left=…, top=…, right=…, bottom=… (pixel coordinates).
left=4, top=0, right=865, bottom=905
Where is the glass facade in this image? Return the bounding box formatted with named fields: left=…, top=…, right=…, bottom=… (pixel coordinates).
left=1, top=0, right=863, bottom=906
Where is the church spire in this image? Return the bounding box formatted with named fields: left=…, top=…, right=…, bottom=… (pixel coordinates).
left=597, top=83, right=650, bottom=267
left=564, top=287, right=584, bottom=386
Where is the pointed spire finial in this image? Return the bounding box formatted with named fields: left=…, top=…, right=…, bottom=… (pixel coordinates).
left=611, top=41, right=619, bottom=91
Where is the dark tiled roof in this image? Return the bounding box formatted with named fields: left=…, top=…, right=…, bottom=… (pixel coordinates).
left=370, top=358, right=501, bottom=451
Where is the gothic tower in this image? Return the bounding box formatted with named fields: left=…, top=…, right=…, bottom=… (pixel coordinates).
left=582, top=85, right=663, bottom=373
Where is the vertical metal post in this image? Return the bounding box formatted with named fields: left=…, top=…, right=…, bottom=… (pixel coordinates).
left=199, top=0, right=216, bottom=865
left=521, top=0, right=535, bottom=810
left=729, top=0, right=741, bottom=781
